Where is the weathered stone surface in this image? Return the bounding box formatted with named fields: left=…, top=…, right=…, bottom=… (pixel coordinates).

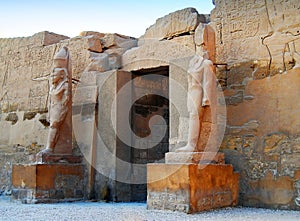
left=264, top=133, right=287, bottom=153
left=244, top=172, right=297, bottom=209
left=105, top=48, right=125, bottom=70
left=0, top=112, right=48, bottom=147
left=84, top=53, right=110, bottom=72
left=41, top=31, right=69, bottom=46
left=221, top=67, right=300, bottom=208
left=195, top=24, right=216, bottom=63
left=170, top=35, right=196, bottom=53
left=226, top=69, right=300, bottom=136
left=79, top=31, right=105, bottom=38
left=165, top=152, right=225, bottom=164
left=101, top=33, right=137, bottom=50
left=168, top=57, right=190, bottom=152
left=147, top=164, right=239, bottom=213
left=211, top=0, right=300, bottom=72
left=143, top=8, right=206, bottom=40
left=0, top=30, right=135, bottom=196
left=0, top=31, right=68, bottom=48
left=222, top=135, right=300, bottom=208
left=122, top=39, right=194, bottom=71
left=83, top=35, right=103, bottom=53
left=12, top=164, right=85, bottom=203
left=0, top=1, right=300, bottom=210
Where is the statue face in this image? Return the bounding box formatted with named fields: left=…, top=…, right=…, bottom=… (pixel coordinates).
left=51, top=69, right=65, bottom=84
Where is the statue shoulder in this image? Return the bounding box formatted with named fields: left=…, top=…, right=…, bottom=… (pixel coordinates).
left=203, top=59, right=213, bottom=66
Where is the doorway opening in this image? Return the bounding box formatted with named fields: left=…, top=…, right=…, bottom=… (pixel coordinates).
left=130, top=66, right=169, bottom=201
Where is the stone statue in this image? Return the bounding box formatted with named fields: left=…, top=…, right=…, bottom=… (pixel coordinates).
left=38, top=46, right=72, bottom=155
left=176, top=54, right=216, bottom=152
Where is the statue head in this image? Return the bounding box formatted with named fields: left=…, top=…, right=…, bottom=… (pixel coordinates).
left=53, top=46, right=69, bottom=69
left=50, top=68, right=67, bottom=85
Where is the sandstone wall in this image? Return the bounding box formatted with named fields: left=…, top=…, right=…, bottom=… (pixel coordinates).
left=0, top=31, right=137, bottom=196
left=211, top=0, right=300, bottom=209
left=211, top=0, right=300, bottom=77
left=0, top=2, right=299, bottom=209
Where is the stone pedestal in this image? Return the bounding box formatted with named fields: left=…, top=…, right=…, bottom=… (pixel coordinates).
left=165, top=152, right=225, bottom=164
left=11, top=163, right=85, bottom=203
left=36, top=152, right=83, bottom=164
left=147, top=152, right=239, bottom=213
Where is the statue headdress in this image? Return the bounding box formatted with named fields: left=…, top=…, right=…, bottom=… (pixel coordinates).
left=53, top=46, right=72, bottom=76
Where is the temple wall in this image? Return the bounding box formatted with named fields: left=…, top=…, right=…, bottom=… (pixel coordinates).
left=0, top=31, right=137, bottom=196
left=211, top=0, right=300, bottom=209
left=0, top=2, right=300, bottom=209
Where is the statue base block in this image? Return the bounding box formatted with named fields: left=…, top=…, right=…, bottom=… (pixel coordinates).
left=36, top=153, right=83, bottom=164
left=165, top=152, right=225, bottom=164
left=147, top=163, right=239, bottom=213
left=11, top=163, right=85, bottom=203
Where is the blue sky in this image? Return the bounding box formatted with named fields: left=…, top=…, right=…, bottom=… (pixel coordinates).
left=0, top=0, right=214, bottom=38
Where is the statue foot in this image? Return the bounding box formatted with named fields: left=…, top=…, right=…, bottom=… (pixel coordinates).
left=295, top=196, right=300, bottom=206
left=175, top=145, right=195, bottom=152
left=37, top=148, right=53, bottom=156
left=36, top=148, right=53, bottom=163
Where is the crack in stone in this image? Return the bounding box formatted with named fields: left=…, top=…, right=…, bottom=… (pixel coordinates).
left=264, top=0, right=274, bottom=31
left=261, top=32, right=274, bottom=73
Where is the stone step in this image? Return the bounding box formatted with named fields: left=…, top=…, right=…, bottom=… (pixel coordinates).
left=165, top=152, right=225, bottom=164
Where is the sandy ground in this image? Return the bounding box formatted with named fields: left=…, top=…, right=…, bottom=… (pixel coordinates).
left=1, top=196, right=300, bottom=221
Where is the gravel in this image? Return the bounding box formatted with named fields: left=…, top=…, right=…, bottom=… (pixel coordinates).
left=1, top=196, right=300, bottom=221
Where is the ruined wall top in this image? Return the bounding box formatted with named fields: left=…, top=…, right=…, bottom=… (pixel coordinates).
left=211, top=0, right=300, bottom=71
left=142, top=7, right=208, bottom=40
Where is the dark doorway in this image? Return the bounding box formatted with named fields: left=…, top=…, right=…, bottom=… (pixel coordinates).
left=130, top=66, right=169, bottom=201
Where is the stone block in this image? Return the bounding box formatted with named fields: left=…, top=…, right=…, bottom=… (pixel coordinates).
left=147, top=163, right=239, bottom=213
left=101, top=33, right=137, bottom=50
left=12, top=164, right=37, bottom=189
left=170, top=35, right=196, bottom=53
left=12, top=163, right=85, bottom=203
left=41, top=31, right=69, bottom=46
left=165, top=152, right=225, bottom=164
left=83, top=36, right=103, bottom=53
left=84, top=53, right=110, bottom=72
left=122, top=40, right=194, bottom=72
left=244, top=172, right=295, bottom=208
left=79, top=31, right=105, bottom=38
left=105, top=48, right=124, bottom=70
left=73, top=85, right=98, bottom=106
left=143, top=8, right=206, bottom=40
